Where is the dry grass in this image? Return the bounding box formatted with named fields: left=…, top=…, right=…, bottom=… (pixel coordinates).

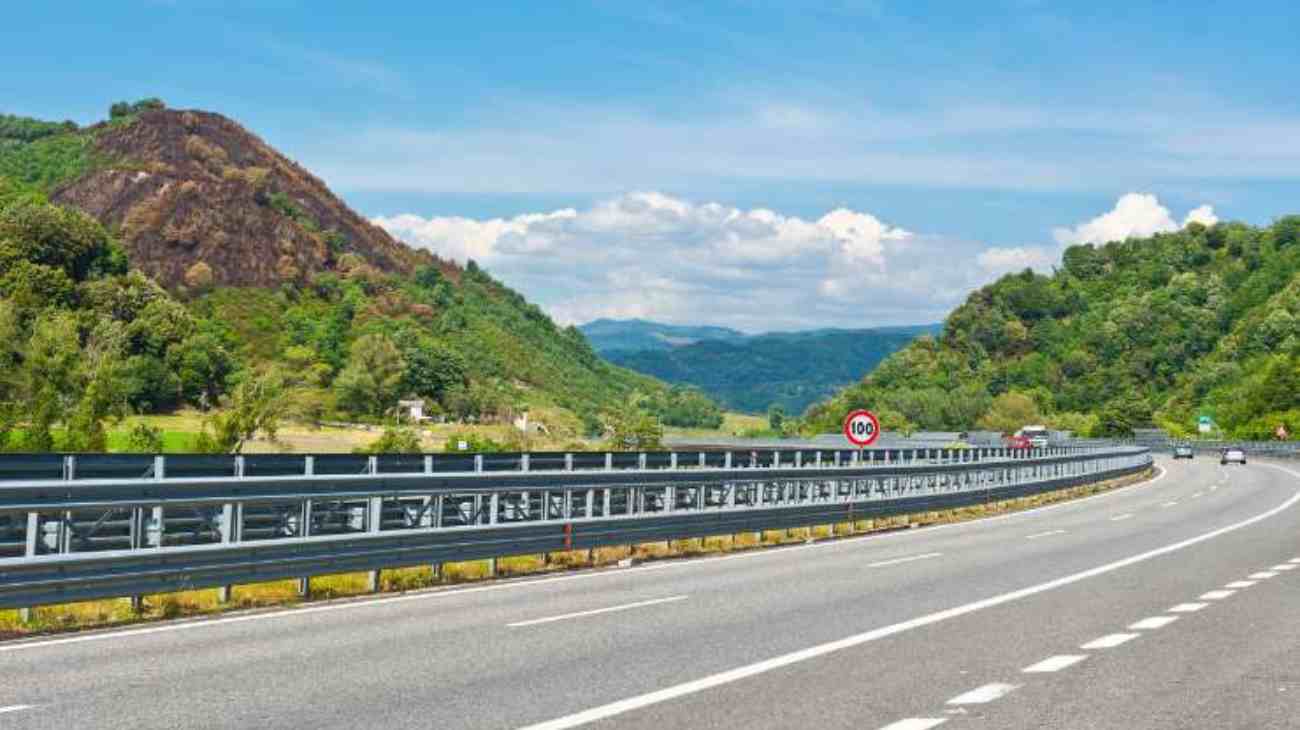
left=0, top=469, right=1152, bottom=638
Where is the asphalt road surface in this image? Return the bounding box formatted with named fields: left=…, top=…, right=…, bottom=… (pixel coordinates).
left=2, top=457, right=1298, bottom=730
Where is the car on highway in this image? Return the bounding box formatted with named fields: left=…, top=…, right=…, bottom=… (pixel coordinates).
left=1172, top=445, right=1194, bottom=459
left=1220, top=447, right=1247, bottom=465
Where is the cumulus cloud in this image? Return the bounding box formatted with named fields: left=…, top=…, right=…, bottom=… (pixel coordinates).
left=977, top=246, right=1059, bottom=276
left=1052, top=193, right=1217, bottom=245
left=372, top=192, right=996, bottom=330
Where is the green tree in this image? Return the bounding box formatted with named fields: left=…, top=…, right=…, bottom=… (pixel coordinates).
left=975, top=391, right=1042, bottom=434
left=358, top=425, right=423, bottom=454
left=334, top=333, right=405, bottom=417
left=605, top=410, right=663, bottom=451
left=768, top=404, right=786, bottom=432
left=194, top=369, right=291, bottom=453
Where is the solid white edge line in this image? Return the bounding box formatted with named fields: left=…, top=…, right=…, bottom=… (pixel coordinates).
left=1022, top=655, right=1087, bottom=673
left=1199, top=590, right=1235, bottom=600
left=868, top=552, right=943, bottom=568
left=513, top=471, right=1300, bottom=730
left=507, top=595, right=687, bottom=628
left=1129, top=616, right=1179, bottom=630
left=0, top=705, right=33, bottom=714
left=878, top=719, right=947, bottom=730
left=947, top=683, right=1020, bottom=705
left=0, top=464, right=1172, bottom=655
left=1080, top=633, right=1140, bottom=649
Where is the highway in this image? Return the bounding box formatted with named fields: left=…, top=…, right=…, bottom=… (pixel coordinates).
left=1, top=457, right=1297, bottom=729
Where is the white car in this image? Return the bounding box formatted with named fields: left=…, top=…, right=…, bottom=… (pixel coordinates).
left=1220, top=448, right=1246, bottom=465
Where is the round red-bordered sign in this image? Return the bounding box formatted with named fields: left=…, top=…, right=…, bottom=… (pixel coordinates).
left=843, top=409, right=880, bottom=447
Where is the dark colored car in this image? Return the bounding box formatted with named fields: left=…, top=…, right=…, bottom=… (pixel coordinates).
left=1221, top=448, right=1247, bottom=465
left=1173, top=445, right=1194, bottom=459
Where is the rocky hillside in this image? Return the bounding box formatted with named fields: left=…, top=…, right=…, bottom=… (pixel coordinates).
left=0, top=100, right=722, bottom=442
left=16, top=103, right=440, bottom=289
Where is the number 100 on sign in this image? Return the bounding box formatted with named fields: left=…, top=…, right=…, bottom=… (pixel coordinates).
left=843, top=409, right=880, bottom=447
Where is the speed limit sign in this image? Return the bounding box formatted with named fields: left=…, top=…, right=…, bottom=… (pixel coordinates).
left=843, top=409, right=880, bottom=447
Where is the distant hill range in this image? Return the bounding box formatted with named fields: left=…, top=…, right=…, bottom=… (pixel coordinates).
left=580, top=320, right=940, bottom=414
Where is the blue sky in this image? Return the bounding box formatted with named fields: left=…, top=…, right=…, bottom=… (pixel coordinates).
left=5, top=1, right=1300, bottom=329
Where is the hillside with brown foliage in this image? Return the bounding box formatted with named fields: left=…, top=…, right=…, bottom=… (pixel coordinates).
left=49, top=108, right=449, bottom=290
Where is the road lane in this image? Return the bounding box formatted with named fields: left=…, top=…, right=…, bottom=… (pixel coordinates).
left=1, top=459, right=1295, bottom=730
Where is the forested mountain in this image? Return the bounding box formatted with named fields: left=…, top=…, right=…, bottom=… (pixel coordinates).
left=599, top=324, right=938, bottom=414
left=580, top=319, right=747, bottom=353
left=805, top=218, right=1300, bottom=439
left=0, top=101, right=721, bottom=451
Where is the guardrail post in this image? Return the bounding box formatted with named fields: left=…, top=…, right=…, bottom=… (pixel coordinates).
left=605, top=453, right=613, bottom=471
left=367, top=496, right=384, bottom=592
left=795, top=451, right=802, bottom=468
left=639, top=452, right=648, bottom=470
left=368, top=456, right=378, bottom=475
left=475, top=454, right=484, bottom=473
left=305, top=455, right=314, bottom=476
left=522, top=454, right=530, bottom=472
left=834, top=451, right=841, bottom=467
left=565, top=453, right=573, bottom=471
left=670, top=452, right=678, bottom=469
left=18, top=512, right=39, bottom=622
left=424, top=455, right=433, bottom=474
left=725, top=452, right=733, bottom=469
left=63, top=455, right=76, bottom=480
left=217, top=501, right=237, bottom=604
left=154, top=455, right=166, bottom=480
left=489, top=493, right=500, bottom=525
left=234, top=455, right=245, bottom=478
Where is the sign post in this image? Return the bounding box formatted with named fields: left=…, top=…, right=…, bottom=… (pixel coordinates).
left=843, top=409, right=881, bottom=460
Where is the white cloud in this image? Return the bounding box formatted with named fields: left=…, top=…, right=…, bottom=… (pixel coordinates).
left=372, top=192, right=996, bottom=331
left=1052, top=193, right=1217, bottom=245
left=1182, top=204, right=1219, bottom=227
left=977, top=245, right=1058, bottom=275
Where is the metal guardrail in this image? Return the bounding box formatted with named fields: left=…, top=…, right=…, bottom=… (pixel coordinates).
left=0, top=446, right=1150, bottom=610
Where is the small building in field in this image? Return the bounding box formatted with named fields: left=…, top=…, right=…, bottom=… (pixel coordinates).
left=398, top=399, right=427, bottom=423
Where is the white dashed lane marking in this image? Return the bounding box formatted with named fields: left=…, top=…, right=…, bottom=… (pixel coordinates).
left=1291, top=558, right=1300, bottom=563
left=1161, top=501, right=1179, bottom=507
left=879, top=719, right=947, bottom=730
left=1168, top=602, right=1209, bottom=613
left=1191, top=493, right=1203, bottom=499
left=1273, top=564, right=1296, bottom=571
left=1225, top=580, right=1256, bottom=589
left=1200, top=590, right=1236, bottom=600
left=1025, top=530, right=1066, bottom=540
left=0, top=706, right=33, bottom=715
left=1129, top=616, right=1179, bottom=630
left=506, top=596, right=687, bottom=628
left=947, top=683, right=1019, bottom=705
left=1110, top=513, right=1134, bottom=521
left=1247, top=571, right=1278, bottom=580
left=868, top=553, right=943, bottom=568
left=1080, top=633, right=1140, bottom=649
left=1023, top=655, right=1088, bottom=673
